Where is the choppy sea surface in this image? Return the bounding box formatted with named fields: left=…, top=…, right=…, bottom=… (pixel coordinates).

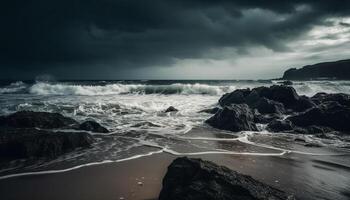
left=0, top=80, right=350, bottom=199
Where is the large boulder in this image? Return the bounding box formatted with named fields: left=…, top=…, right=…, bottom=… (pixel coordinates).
left=0, top=127, right=94, bottom=160
left=288, top=102, right=350, bottom=132
left=0, top=111, right=109, bottom=133
left=79, top=121, right=109, bottom=133
left=206, top=104, right=258, bottom=132
left=159, top=157, right=295, bottom=200
left=219, top=88, right=251, bottom=107
left=218, top=85, right=313, bottom=114
left=0, top=111, right=79, bottom=129
left=256, top=85, right=300, bottom=109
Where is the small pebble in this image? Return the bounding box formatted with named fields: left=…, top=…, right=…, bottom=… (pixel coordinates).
left=137, top=181, right=143, bottom=186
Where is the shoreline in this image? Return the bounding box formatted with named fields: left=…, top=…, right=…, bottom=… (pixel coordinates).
left=1, top=151, right=350, bottom=200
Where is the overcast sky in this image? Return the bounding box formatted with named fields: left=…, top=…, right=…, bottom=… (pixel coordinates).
left=1, top=0, right=350, bottom=80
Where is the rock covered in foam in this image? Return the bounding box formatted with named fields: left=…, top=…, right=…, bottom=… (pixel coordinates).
left=159, top=157, right=295, bottom=200
left=164, top=106, right=179, bottom=112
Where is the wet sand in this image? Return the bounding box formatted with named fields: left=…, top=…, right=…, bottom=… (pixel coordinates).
left=0, top=151, right=350, bottom=200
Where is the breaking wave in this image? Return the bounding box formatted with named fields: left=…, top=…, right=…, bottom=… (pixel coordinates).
left=29, top=82, right=237, bottom=96
left=1, top=80, right=350, bottom=96
left=0, top=81, right=27, bottom=94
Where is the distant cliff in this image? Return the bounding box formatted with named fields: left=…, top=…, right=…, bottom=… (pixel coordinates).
left=282, top=59, right=350, bottom=80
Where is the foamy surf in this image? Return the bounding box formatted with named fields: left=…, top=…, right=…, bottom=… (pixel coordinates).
left=1, top=80, right=350, bottom=180
left=1, top=80, right=350, bottom=96
left=28, top=82, right=238, bottom=95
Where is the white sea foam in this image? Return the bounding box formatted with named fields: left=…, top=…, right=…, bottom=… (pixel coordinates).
left=0, top=81, right=27, bottom=94
left=25, top=81, right=350, bottom=96
left=293, top=81, right=350, bottom=96
left=0, top=80, right=349, bottom=96
left=29, top=82, right=237, bottom=96
left=1, top=80, right=350, bottom=178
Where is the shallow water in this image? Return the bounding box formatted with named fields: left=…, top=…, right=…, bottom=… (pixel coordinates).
left=0, top=80, right=350, bottom=199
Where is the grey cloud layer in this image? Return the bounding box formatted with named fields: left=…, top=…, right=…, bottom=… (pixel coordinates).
left=1, top=0, right=350, bottom=78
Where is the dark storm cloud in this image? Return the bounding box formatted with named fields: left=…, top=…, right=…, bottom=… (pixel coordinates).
left=0, top=0, right=350, bottom=78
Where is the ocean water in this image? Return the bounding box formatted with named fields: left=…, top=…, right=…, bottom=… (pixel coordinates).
left=0, top=80, right=350, bottom=199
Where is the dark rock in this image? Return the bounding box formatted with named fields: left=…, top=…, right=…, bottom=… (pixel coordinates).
left=0, top=127, right=94, bottom=160
left=206, top=104, right=258, bottom=132
left=294, top=138, right=306, bottom=143
left=305, top=126, right=334, bottom=134
left=254, top=113, right=282, bottom=124
left=258, top=85, right=300, bottom=109
left=311, top=93, right=350, bottom=108
left=288, top=102, right=350, bottom=132
left=267, top=120, right=294, bottom=132
left=282, top=59, right=350, bottom=80
left=0, top=111, right=79, bottom=129
left=255, top=98, right=286, bottom=115
left=292, top=96, right=315, bottom=112
left=159, top=157, right=295, bottom=200
left=79, top=121, right=109, bottom=133
left=165, top=106, right=178, bottom=112
left=219, top=88, right=251, bottom=107
left=198, top=107, right=220, bottom=114
left=218, top=85, right=311, bottom=113
left=131, top=121, right=161, bottom=128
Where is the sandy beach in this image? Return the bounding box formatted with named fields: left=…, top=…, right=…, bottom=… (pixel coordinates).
left=1, top=149, right=349, bottom=200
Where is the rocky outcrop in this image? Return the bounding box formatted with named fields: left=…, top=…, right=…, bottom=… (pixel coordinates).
left=0, top=111, right=109, bottom=133
left=311, top=93, right=350, bottom=108
left=165, top=106, right=179, bottom=112
left=219, top=88, right=251, bottom=106
left=198, top=107, right=220, bottom=114
left=159, top=157, right=295, bottom=200
left=208, top=85, right=350, bottom=135
left=0, top=111, right=109, bottom=161
left=206, top=104, right=258, bottom=132
left=218, top=85, right=314, bottom=115
left=79, top=121, right=109, bottom=133
left=254, top=98, right=285, bottom=115
left=282, top=59, right=350, bottom=80
left=288, top=102, right=350, bottom=132
left=0, top=111, right=78, bottom=129
left=0, top=127, right=94, bottom=160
